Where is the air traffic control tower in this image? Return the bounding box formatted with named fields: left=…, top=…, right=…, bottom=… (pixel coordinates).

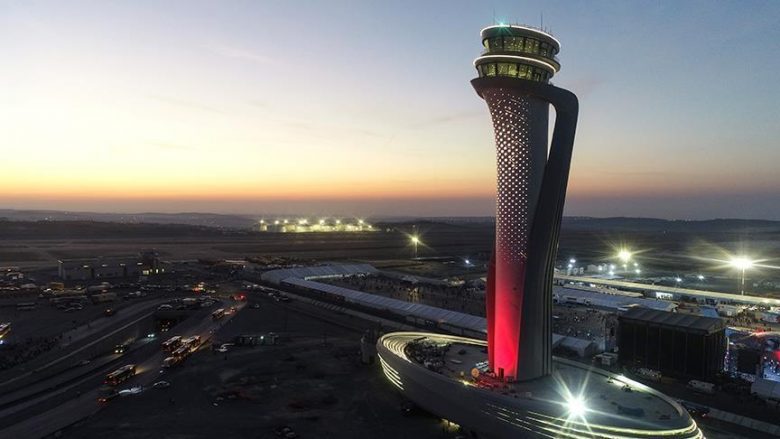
left=376, top=24, right=702, bottom=438
left=472, top=24, right=578, bottom=382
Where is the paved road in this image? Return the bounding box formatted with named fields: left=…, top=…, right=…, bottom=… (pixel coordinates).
left=0, top=301, right=244, bottom=439
left=0, top=298, right=166, bottom=390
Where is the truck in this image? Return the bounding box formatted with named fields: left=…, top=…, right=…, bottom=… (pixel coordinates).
left=687, top=380, right=715, bottom=394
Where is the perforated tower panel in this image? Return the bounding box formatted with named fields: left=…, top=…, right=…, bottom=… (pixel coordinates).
left=482, top=89, right=549, bottom=380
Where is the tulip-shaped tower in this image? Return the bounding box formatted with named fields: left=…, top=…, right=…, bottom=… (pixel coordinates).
left=472, top=24, right=579, bottom=382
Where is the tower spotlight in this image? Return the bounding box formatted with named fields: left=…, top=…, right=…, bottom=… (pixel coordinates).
left=565, top=395, right=587, bottom=418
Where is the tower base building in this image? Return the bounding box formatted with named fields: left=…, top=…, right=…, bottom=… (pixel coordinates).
left=378, top=333, right=702, bottom=439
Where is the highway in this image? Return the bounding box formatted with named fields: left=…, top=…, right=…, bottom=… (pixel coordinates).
left=555, top=274, right=780, bottom=307
left=0, top=300, right=244, bottom=439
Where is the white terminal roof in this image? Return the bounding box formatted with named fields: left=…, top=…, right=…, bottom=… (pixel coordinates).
left=260, top=263, right=378, bottom=284
left=282, top=277, right=487, bottom=334
left=557, top=274, right=780, bottom=307
left=554, top=286, right=677, bottom=312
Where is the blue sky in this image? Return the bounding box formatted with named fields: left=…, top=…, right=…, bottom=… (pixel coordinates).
left=1, top=1, right=778, bottom=218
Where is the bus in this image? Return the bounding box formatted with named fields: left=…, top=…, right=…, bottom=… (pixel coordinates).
left=211, top=308, right=225, bottom=320
left=161, top=336, right=182, bottom=352
left=180, top=335, right=201, bottom=353
left=105, top=364, right=136, bottom=386
left=0, top=323, right=10, bottom=340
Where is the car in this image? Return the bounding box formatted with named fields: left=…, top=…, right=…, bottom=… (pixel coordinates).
left=678, top=400, right=710, bottom=418
left=152, top=380, right=171, bottom=389
left=157, top=304, right=173, bottom=311
left=114, top=344, right=128, bottom=354
left=104, top=308, right=116, bottom=316
left=118, top=386, right=143, bottom=395
left=98, top=391, right=120, bottom=404
left=78, top=359, right=91, bottom=366
left=251, top=303, right=261, bottom=309
left=273, top=426, right=297, bottom=438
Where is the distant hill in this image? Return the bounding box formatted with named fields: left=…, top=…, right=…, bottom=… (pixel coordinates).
left=0, top=209, right=257, bottom=229
left=561, top=217, right=780, bottom=233
left=0, top=220, right=240, bottom=239
left=1, top=209, right=779, bottom=235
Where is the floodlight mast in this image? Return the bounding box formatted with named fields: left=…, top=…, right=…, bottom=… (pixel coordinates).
left=473, top=24, right=578, bottom=381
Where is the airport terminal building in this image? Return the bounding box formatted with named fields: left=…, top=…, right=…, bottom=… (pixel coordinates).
left=618, top=307, right=727, bottom=380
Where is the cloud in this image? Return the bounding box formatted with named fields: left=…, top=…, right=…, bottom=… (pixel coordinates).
left=149, top=95, right=225, bottom=114
left=205, top=43, right=276, bottom=64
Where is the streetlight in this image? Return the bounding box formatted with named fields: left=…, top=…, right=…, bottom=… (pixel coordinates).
left=411, top=236, right=420, bottom=259
left=617, top=249, right=632, bottom=264
left=730, top=257, right=754, bottom=295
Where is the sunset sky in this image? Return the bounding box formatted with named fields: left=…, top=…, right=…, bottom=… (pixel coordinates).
left=2, top=1, right=779, bottom=219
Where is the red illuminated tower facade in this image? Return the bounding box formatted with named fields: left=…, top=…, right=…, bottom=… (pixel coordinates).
left=472, top=25, right=579, bottom=381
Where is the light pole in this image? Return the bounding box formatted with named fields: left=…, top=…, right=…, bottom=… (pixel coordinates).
left=617, top=249, right=631, bottom=273
left=730, top=257, right=754, bottom=295
left=411, top=236, right=420, bottom=259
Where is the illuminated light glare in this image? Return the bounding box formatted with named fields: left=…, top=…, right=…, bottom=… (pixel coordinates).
left=617, top=249, right=632, bottom=263
left=675, top=277, right=682, bottom=283
left=566, top=396, right=587, bottom=418
left=411, top=236, right=420, bottom=244
left=697, top=274, right=705, bottom=281
left=569, top=258, right=576, bottom=264
left=635, top=269, right=641, bottom=274
left=730, top=257, right=754, bottom=270
left=319, top=219, right=325, bottom=225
